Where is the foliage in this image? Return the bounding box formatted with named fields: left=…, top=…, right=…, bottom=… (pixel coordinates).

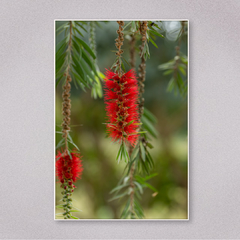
left=159, top=21, right=188, bottom=97
left=55, top=21, right=102, bottom=91
left=55, top=21, right=104, bottom=219
left=159, top=53, right=188, bottom=97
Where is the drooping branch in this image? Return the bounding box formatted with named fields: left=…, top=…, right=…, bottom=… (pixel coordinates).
left=129, top=21, right=148, bottom=219
left=62, top=75, right=72, bottom=151
left=138, top=21, right=148, bottom=117
left=62, top=21, right=73, bottom=153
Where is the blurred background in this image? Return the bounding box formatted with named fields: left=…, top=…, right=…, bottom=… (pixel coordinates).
left=55, top=21, right=188, bottom=219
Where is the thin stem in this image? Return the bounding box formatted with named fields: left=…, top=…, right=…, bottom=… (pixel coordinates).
left=129, top=21, right=148, bottom=218
left=62, top=21, right=73, bottom=153
left=60, top=21, right=75, bottom=219
left=138, top=21, right=148, bottom=117
left=113, top=21, right=124, bottom=77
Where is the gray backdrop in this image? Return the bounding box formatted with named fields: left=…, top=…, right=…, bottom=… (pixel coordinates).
left=0, top=0, right=240, bottom=239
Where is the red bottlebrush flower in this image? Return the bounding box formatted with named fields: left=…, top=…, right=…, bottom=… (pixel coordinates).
left=56, top=150, right=83, bottom=183
left=104, top=69, right=139, bottom=146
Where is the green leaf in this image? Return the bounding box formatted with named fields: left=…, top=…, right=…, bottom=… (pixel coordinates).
left=127, top=155, right=137, bottom=175
left=116, top=143, right=124, bottom=163
left=110, top=183, right=129, bottom=194
left=121, top=199, right=130, bottom=219
left=56, top=22, right=69, bottom=33
left=110, top=57, right=119, bottom=70
left=108, top=191, right=128, bottom=202
left=149, top=37, right=158, bottom=48
left=139, top=141, right=146, bottom=162
left=163, top=69, right=173, bottom=76
left=145, top=43, right=150, bottom=58
left=72, top=206, right=82, bottom=212
left=140, top=42, right=147, bottom=58
left=56, top=204, right=64, bottom=209
left=143, top=182, right=158, bottom=192
left=158, top=61, right=175, bottom=70
left=122, top=56, right=131, bottom=67
left=56, top=138, right=65, bottom=149
left=68, top=140, right=80, bottom=151
left=131, top=21, right=136, bottom=32
left=73, top=26, right=84, bottom=37
left=180, top=54, right=188, bottom=64
left=72, top=71, right=88, bottom=91
left=149, top=29, right=164, bottom=38
left=134, top=181, right=143, bottom=194
left=135, top=175, right=145, bottom=184
left=178, top=66, right=186, bottom=76
left=130, top=144, right=139, bottom=160
left=75, top=21, right=87, bottom=32
left=72, top=55, right=85, bottom=79
left=140, top=159, right=149, bottom=174
left=144, top=173, right=158, bottom=181
left=134, top=200, right=144, bottom=218
left=72, top=38, right=81, bottom=56
left=56, top=131, right=63, bottom=134
left=146, top=142, right=153, bottom=149
left=75, top=36, right=96, bottom=59
left=56, top=37, right=67, bottom=57
left=123, top=21, right=131, bottom=30
left=67, top=149, right=72, bottom=159
left=144, top=108, right=157, bottom=124
left=70, top=215, right=79, bottom=219
left=56, top=74, right=65, bottom=87
left=141, top=115, right=158, bottom=138
left=81, top=49, right=98, bottom=77
left=122, top=141, right=130, bottom=162
left=79, top=57, right=96, bottom=83
left=56, top=52, right=66, bottom=73
left=146, top=150, right=154, bottom=167
left=167, top=77, right=175, bottom=92
left=121, top=62, right=126, bottom=72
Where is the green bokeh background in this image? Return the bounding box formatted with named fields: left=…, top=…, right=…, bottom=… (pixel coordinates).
left=55, top=21, right=188, bottom=219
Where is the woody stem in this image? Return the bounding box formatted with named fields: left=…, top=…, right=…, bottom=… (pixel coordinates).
left=62, top=21, right=73, bottom=153
left=114, top=21, right=124, bottom=77
left=129, top=21, right=148, bottom=218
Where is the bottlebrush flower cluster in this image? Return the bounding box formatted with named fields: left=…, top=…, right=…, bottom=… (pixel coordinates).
left=56, top=150, right=83, bottom=184
left=104, top=69, right=139, bottom=146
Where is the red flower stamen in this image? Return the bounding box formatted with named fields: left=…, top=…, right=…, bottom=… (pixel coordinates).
left=56, top=150, right=83, bottom=184
left=104, top=69, right=139, bottom=146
